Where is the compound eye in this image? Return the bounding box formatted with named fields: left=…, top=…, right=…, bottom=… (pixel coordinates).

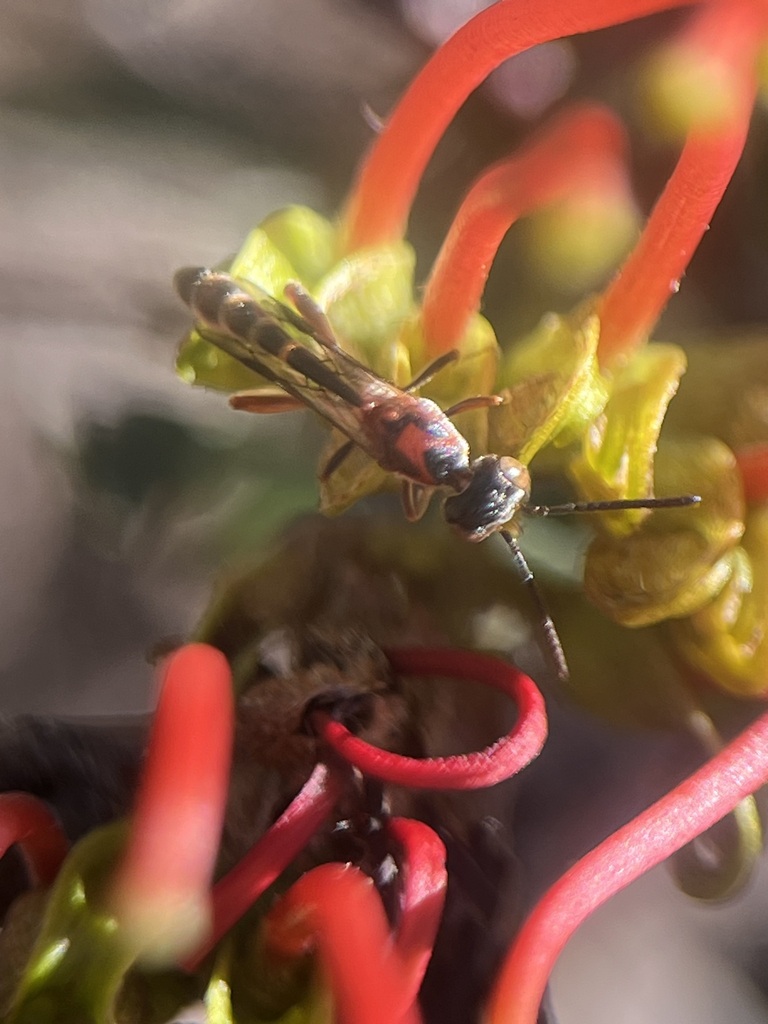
left=174, top=266, right=205, bottom=306
left=498, top=457, right=531, bottom=499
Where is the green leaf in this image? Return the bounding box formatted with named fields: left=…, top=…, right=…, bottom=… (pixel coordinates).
left=5, top=825, right=133, bottom=1024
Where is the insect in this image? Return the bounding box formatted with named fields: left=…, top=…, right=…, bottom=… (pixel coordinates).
left=174, top=266, right=700, bottom=680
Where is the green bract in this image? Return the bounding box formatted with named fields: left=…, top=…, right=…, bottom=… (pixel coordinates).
left=570, top=342, right=687, bottom=535
left=489, top=310, right=608, bottom=464
left=583, top=437, right=745, bottom=627
left=672, top=507, right=768, bottom=696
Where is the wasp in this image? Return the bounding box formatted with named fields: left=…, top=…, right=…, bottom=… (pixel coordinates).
left=174, top=267, right=700, bottom=679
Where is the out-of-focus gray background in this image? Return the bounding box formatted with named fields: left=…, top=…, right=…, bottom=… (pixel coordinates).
left=3, top=2, right=768, bottom=1021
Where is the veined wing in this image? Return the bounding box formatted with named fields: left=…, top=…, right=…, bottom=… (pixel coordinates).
left=175, top=267, right=403, bottom=451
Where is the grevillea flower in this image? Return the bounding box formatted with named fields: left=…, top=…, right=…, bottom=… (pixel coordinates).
left=175, top=0, right=768, bottom=698
left=487, top=698, right=768, bottom=1024
left=3, top=631, right=768, bottom=1022
left=8, top=4, right=768, bottom=1024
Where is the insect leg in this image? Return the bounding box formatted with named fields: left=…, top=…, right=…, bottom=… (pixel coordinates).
left=403, top=350, right=460, bottom=393
left=319, top=439, right=357, bottom=481
left=443, top=394, right=505, bottom=418
left=283, top=281, right=340, bottom=350
left=499, top=529, right=569, bottom=682
left=229, top=390, right=305, bottom=414
left=400, top=480, right=433, bottom=521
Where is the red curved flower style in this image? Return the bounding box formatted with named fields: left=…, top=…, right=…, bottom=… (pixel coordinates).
left=0, top=792, right=69, bottom=887
left=387, top=817, right=448, bottom=1005
left=487, top=701, right=768, bottom=1024
left=316, top=647, right=547, bottom=789
left=263, top=862, right=424, bottom=1024
left=184, top=761, right=346, bottom=970
left=110, top=643, right=234, bottom=962
left=736, top=443, right=768, bottom=505
left=421, top=102, right=629, bottom=353
left=341, top=0, right=704, bottom=251
left=597, top=0, right=766, bottom=362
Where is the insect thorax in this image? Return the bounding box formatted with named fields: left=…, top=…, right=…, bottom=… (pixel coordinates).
left=362, top=396, right=471, bottom=488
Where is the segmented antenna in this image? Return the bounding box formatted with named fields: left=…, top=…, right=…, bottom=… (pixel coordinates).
left=525, top=494, right=701, bottom=517
left=499, top=529, right=569, bottom=683
left=502, top=493, right=702, bottom=682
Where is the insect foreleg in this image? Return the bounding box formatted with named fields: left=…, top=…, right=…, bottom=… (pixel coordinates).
left=400, top=480, right=433, bottom=522
left=443, top=394, right=505, bottom=418
left=283, top=282, right=340, bottom=351
left=319, top=438, right=358, bottom=481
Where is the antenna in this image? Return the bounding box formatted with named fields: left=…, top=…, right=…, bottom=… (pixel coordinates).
left=502, top=493, right=702, bottom=682
left=524, top=494, right=701, bottom=517
left=499, top=529, right=569, bottom=683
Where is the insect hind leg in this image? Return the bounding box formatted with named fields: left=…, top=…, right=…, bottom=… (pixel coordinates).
left=283, top=281, right=340, bottom=350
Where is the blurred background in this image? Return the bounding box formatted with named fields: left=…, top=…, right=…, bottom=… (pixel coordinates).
left=2, top=1, right=768, bottom=1021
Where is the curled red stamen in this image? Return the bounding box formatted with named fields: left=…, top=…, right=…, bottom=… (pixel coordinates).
left=341, top=0, right=702, bottom=251
left=735, top=443, right=768, bottom=505
left=111, top=643, right=234, bottom=963
left=388, top=818, right=447, bottom=1004
left=317, top=648, right=546, bottom=789
left=0, top=792, right=69, bottom=887
left=487, top=701, right=768, bottom=1024
left=183, top=762, right=345, bottom=971
left=597, top=0, right=765, bottom=362
left=263, top=863, right=423, bottom=1024
left=421, top=103, right=628, bottom=353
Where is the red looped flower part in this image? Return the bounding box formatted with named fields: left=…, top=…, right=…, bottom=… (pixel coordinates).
left=735, top=443, right=768, bottom=505
left=263, top=862, right=424, bottom=1024
left=487, top=700, right=768, bottom=1024
left=421, top=101, right=629, bottom=353
left=184, top=761, right=346, bottom=970
left=387, top=817, right=448, bottom=1005
left=111, top=643, right=234, bottom=961
left=316, top=647, right=547, bottom=789
left=0, top=792, right=69, bottom=887
left=341, top=0, right=706, bottom=251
